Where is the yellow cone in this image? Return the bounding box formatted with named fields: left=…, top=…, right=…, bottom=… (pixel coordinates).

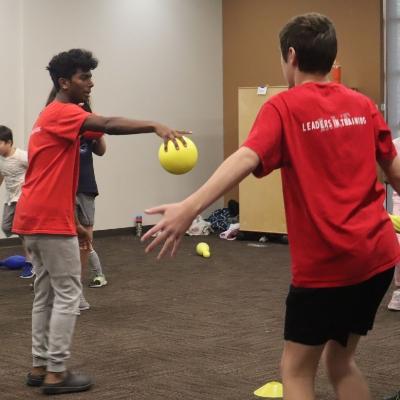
left=196, top=242, right=211, bottom=258
left=254, top=381, right=283, bottom=398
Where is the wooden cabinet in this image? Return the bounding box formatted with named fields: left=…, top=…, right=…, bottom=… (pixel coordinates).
left=238, top=86, right=287, bottom=234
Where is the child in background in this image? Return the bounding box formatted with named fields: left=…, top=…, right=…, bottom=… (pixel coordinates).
left=0, top=125, right=33, bottom=278
left=75, top=101, right=107, bottom=312
left=77, top=102, right=107, bottom=290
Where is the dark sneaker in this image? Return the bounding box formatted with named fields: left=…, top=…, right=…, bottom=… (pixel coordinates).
left=26, top=372, right=46, bottom=387
left=42, top=371, right=93, bottom=395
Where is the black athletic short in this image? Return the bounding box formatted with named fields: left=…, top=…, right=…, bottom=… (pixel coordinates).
left=284, top=267, right=394, bottom=347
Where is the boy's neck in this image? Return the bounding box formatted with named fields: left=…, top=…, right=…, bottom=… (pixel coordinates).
left=294, top=70, right=330, bottom=86
left=55, top=92, right=75, bottom=104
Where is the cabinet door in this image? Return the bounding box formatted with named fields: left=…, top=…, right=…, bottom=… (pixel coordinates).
left=238, top=87, right=287, bottom=233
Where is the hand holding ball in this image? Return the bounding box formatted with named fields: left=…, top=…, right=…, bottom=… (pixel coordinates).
left=158, top=136, right=198, bottom=175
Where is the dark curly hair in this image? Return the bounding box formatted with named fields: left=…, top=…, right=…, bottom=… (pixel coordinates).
left=0, top=125, right=13, bottom=144
left=46, top=49, right=98, bottom=90
left=279, top=13, right=337, bottom=74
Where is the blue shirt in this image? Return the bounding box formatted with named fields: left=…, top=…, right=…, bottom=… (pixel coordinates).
left=77, top=137, right=98, bottom=196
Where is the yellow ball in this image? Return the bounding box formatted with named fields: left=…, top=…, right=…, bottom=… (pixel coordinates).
left=158, top=136, right=198, bottom=175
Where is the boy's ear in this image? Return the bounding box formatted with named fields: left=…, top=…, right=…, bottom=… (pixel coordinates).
left=287, top=47, right=298, bottom=66
left=58, top=77, right=69, bottom=91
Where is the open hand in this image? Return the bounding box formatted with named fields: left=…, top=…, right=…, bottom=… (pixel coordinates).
left=141, top=202, right=196, bottom=259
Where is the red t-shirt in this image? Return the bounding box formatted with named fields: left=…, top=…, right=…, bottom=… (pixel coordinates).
left=243, top=82, right=400, bottom=288
left=13, top=101, right=91, bottom=235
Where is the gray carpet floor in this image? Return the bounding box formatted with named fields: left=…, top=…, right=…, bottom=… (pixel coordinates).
left=0, top=234, right=399, bottom=399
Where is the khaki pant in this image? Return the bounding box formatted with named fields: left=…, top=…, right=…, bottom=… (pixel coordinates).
left=24, top=235, right=82, bottom=373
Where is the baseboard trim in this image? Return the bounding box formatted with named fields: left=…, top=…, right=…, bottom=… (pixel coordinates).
left=93, top=227, right=133, bottom=238
left=0, top=225, right=154, bottom=247
left=94, top=225, right=153, bottom=238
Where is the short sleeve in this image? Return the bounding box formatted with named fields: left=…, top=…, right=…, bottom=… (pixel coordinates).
left=368, top=99, right=397, bottom=161
left=242, top=101, right=283, bottom=178
left=52, top=103, right=90, bottom=142
left=82, top=131, right=104, bottom=140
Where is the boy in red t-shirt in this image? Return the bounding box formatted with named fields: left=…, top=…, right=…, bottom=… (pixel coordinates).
left=142, top=13, right=400, bottom=400
left=14, top=49, right=190, bottom=395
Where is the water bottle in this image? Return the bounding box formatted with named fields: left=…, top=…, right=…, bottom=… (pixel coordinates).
left=331, top=60, right=341, bottom=83
left=135, top=215, right=143, bottom=237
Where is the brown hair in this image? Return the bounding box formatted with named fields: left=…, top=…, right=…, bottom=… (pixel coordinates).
left=279, top=13, right=337, bottom=74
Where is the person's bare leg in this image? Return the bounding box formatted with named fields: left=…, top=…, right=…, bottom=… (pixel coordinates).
left=78, top=226, right=91, bottom=310
left=79, top=226, right=92, bottom=281
left=322, top=335, right=371, bottom=400
left=281, top=340, right=324, bottom=400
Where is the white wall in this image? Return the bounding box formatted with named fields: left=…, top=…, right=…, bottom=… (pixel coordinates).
left=0, top=1, right=24, bottom=228
left=0, top=0, right=24, bottom=182
left=1, top=0, right=223, bottom=235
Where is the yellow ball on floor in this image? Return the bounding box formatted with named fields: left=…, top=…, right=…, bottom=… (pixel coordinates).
left=158, top=136, right=198, bottom=175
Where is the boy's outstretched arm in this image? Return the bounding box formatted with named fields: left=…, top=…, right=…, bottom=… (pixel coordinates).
left=141, top=147, right=260, bottom=259
left=81, top=114, right=190, bottom=150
